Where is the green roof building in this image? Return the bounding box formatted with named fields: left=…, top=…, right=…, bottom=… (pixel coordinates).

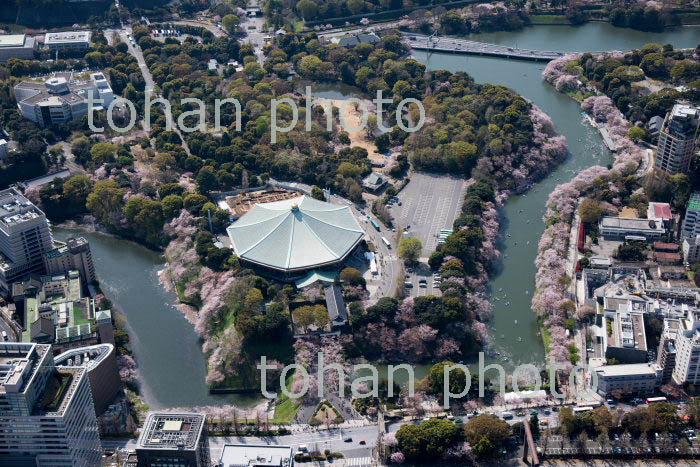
left=226, top=196, right=364, bottom=279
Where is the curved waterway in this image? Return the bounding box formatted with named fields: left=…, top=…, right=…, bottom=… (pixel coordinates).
left=51, top=24, right=699, bottom=406
left=52, top=228, right=260, bottom=409
left=412, top=23, right=700, bottom=367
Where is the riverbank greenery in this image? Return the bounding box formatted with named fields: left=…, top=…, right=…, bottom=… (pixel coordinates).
left=0, top=20, right=571, bottom=396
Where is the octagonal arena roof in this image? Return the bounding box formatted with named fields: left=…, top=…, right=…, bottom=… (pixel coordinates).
left=226, top=196, right=365, bottom=271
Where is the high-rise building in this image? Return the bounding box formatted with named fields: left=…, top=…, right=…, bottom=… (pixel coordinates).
left=672, top=312, right=700, bottom=385
left=44, top=236, right=97, bottom=285
left=54, top=343, right=122, bottom=416
left=654, top=104, right=700, bottom=175
left=135, top=412, right=210, bottom=467
left=0, top=188, right=53, bottom=294
left=0, top=342, right=102, bottom=467
left=682, top=193, right=700, bottom=240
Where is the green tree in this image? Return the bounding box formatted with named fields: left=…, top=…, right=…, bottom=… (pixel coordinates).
left=184, top=194, right=209, bottom=215
left=578, top=198, right=603, bottom=225
left=472, top=436, right=495, bottom=459
left=293, top=305, right=329, bottom=330
left=464, top=415, right=510, bottom=450
left=398, top=237, right=422, bottom=265
left=162, top=194, right=184, bottom=218
left=426, top=362, right=469, bottom=398
left=529, top=414, right=540, bottom=438
left=86, top=179, right=125, bottom=225
left=196, top=166, right=219, bottom=194
left=628, top=126, right=647, bottom=142
left=90, top=142, right=118, bottom=165
left=311, top=185, right=325, bottom=201
left=340, top=267, right=365, bottom=287
left=222, top=14, right=240, bottom=34
left=296, top=0, right=318, bottom=19
left=396, top=418, right=462, bottom=460
left=62, top=174, right=93, bottom=208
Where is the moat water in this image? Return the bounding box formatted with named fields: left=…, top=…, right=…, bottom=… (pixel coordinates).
left=56, top=23, right=700, bottom=407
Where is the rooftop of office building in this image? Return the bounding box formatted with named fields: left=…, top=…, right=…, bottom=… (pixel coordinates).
left=45, top=237, right=89, bottom=258
left=0, top=35, right=27, bottom=48
left=44, top=31, right=91, bottom=45
left=15, top=73, right=103, bottom=109
left=0, top=342, right=49, bottom=394
left=0, top=188, right=44, bottom=228
left=138, top=413, right=206, bottom=451
left=594, top=362, right=660, bottom=377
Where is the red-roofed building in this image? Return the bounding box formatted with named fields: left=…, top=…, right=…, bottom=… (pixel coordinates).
left=648, top=202, right=675, bottom=231
left=654, top=251, right=682, bottom=264
left=653, top=242, right=680, bottom=252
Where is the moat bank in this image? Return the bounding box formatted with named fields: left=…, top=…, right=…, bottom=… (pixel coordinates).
left=54, top=23, right=699, bottom=406
left=53, top=228, right=260, bottom=410
left=413, top=23, right=699, bottom=367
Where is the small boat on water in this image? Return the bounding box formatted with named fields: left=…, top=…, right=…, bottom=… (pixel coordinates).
left=514, top=319, right=518, bottom=324
left=502, top=356, right=509, bottom=362
left=517, top=337, right=522, bottom=342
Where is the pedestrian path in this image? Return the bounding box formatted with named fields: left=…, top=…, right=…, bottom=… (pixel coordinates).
left=345, top=456, right=373, bottom=466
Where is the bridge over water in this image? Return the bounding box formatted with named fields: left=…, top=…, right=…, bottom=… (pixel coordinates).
left=405, top=33, right=567, bottom=62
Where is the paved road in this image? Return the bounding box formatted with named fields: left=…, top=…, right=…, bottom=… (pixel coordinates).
left=243, top=0, right=266, bottom=63
left=102, top=425, right=377, bottom=460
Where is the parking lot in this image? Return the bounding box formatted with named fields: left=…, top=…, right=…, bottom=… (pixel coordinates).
left=542, top=430, right=700, bottom=459
left=392, top=173, right=466, bottom=254
left=390, top=173, right=465, bottom=298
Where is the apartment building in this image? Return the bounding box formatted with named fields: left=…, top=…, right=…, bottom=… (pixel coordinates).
left=683, top=235, right=700, bottom=265
left=0, top=188, right=53, bottom=294
left=672, top=310, right=700, bottom=385
left=44, top=236, right=97, bottom=285
left=0, top=342, right=102, bottom=467
left=655, top=104, right=700, bottom=175
left=683, top=193, right=700, bottom=241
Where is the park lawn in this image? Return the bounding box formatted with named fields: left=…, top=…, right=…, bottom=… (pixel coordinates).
left=530, top=15, right=571, bottom=25
left=273, top=397, right=300, bottom=424
left=541, top=326, right=552, bottom=353
left=272, top=370, right=301, bottom=424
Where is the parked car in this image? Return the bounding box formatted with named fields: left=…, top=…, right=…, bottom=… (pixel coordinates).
left=344, top=438, right=352, bottom=442
left=359, top=440, right=366, bottom=445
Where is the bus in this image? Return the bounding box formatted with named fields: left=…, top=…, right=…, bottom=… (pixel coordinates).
left=646, top=396, right=667, bottom=404
left=573, top=406, right=594, bottom=414
left=381, top=237, right=391, bottom=249
left=371, top=219, right=380, bottom=231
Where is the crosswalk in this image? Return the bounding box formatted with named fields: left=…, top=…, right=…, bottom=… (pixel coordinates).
left=345, top=457, right=374, bottom=466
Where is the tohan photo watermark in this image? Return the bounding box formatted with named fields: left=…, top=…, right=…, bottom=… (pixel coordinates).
left=258, top=352, right=600, bottom=409
left=86, top=86, right=426, bottom=142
